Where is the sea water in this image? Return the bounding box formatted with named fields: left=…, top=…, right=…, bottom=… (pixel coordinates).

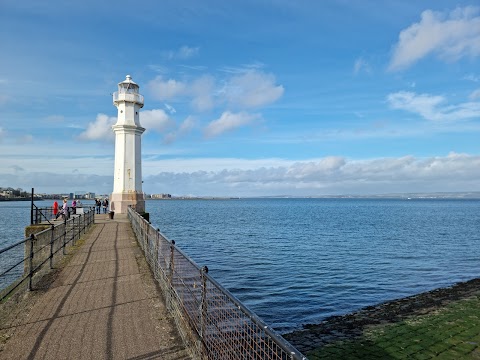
left=1, top=198, right=479, bottom=332
left=146, top=198, right=480, bottom=332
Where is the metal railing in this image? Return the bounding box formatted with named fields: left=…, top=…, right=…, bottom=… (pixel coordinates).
left=113, top=91, right=144, bottom=105
left=128, top=207, right=306, bottom=360
left=0, top=207, right=95, bottom=301
left=31, top=205, right=55, bottom=224
left=31, top=206, right=88, bottom=225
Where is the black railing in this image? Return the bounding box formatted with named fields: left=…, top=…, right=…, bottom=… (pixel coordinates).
left=128, top=207, right=306, bottom=360
left=0, top=207, right=95, bottom=301
left=31, top=205, right=55, bottom=224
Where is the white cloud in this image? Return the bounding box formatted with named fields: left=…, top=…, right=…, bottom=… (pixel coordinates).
left=469, top=89, right=480, bottom=100
left=148, top=77, right=188, bottom=101
left=140, top=109, right=175, bottom=133
left=353, top=57, right=371, bottom=75
left=204, top=111, right=261, bottom=138
left=147, top=75, right=216, bottom=112
left=387, top=91, right=480, bottom=121
left=164, top=103, right=176, bottom=114
left=220, top=62, right=265, bottom=74
left=147, top=69, right=284, bottom=112
left=178, top=116, right=196, bottom=133
left=163, top=116, right=196, bottom=144
left=190, top=75, right=216, bottom=111
left=223, top=70, right=284, bottom=108
left=389, top=6, right=480, bottom=71
left=464, top=74, right=480, bottom=82
left=143, top=153, right=480, bottom=196
left=78, top=113, right=116, bottom=141
left=2, top=152, right=480, bottom=196
left=163, top=46, right=199, bottom=60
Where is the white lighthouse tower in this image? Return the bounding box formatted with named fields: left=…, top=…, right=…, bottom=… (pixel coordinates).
left=110, top=75, right=145, bottom=214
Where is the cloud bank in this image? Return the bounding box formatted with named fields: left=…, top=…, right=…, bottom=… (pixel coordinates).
left=143, top=153, right=480, bottom=196
left=5, top=153, right=479, bottom=196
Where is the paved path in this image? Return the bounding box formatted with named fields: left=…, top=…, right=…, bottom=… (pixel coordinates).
left=1, top=214, right=191, bottom=360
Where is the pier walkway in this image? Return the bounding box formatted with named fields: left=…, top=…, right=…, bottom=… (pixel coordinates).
left=0, top=214, right=190, bottom=360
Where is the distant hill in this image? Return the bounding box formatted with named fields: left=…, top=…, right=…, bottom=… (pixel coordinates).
left=254, top=192, right=480, bottom=199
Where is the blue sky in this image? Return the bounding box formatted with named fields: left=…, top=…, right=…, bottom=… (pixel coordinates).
left=1, top=0, right=480, bottom=197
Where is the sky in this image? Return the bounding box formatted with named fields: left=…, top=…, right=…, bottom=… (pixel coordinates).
left=1, top=0, right=480, bottom=197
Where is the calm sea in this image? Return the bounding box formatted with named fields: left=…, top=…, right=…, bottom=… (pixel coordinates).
left=1, top=198, right=480, bottom=332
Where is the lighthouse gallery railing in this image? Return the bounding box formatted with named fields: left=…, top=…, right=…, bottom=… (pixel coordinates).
left=112, top=91, right=144, bottom=105
left=128, top=207, right=306, bottom=360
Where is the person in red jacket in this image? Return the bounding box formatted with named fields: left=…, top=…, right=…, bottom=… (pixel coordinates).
left=53, top=201, right=58, bottom=219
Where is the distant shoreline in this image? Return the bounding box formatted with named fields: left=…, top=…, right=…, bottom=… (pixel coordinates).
left=0, top=197, right=37, bottom=202
left=2, top=192, right=480, bottom=202
left=152, top=192, right=480, bottom=200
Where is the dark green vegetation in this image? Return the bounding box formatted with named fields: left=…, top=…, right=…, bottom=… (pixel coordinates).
left=307, top=295, right=480, bottom=359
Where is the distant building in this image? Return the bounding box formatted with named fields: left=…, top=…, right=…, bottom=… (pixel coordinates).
left=1, top=190, right=13, bottom=198
left=151, top=193, right=172, bottom=199
left=75, top=191, right=87, bottom=198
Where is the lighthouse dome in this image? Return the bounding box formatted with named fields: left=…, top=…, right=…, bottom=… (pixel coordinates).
left=113, top=75, right=144, bottom=107
left=118, top=75, right=139, bottom=93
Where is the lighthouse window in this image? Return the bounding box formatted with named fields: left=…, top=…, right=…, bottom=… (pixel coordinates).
left=136, top=112, right=138, bottom=115
left=120, top=110, right=123, bottom=113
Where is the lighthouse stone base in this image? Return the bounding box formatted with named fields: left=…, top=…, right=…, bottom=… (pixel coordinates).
left=110, top=192, right=145, bottom=214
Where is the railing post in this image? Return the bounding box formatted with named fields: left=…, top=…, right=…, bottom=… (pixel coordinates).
left=76, top=215, right=80, bottom=244
left=144, top=220, right=148, bottom=251
left=200, top=265, right=209, bottom=349
left=28, top=233, right=35, bottom=291
left=168, top=240, right=175, bottom=309
left=30, top=188, right=34, bottom=225
left=63, top=217, right=67, bottom=255
left=155, top=229, right=161, bottom=279
left=50, top=224, right=55, bottom=269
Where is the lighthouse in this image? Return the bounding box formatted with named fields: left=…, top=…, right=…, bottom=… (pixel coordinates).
left=110, top=75, right=145, bottom=214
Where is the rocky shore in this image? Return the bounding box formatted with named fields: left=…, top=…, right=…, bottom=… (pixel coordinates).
left=283, top=278, right=480, bottom=355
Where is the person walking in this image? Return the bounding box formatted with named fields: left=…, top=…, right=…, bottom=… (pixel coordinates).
left=72, top=199, right=77, bottom=215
